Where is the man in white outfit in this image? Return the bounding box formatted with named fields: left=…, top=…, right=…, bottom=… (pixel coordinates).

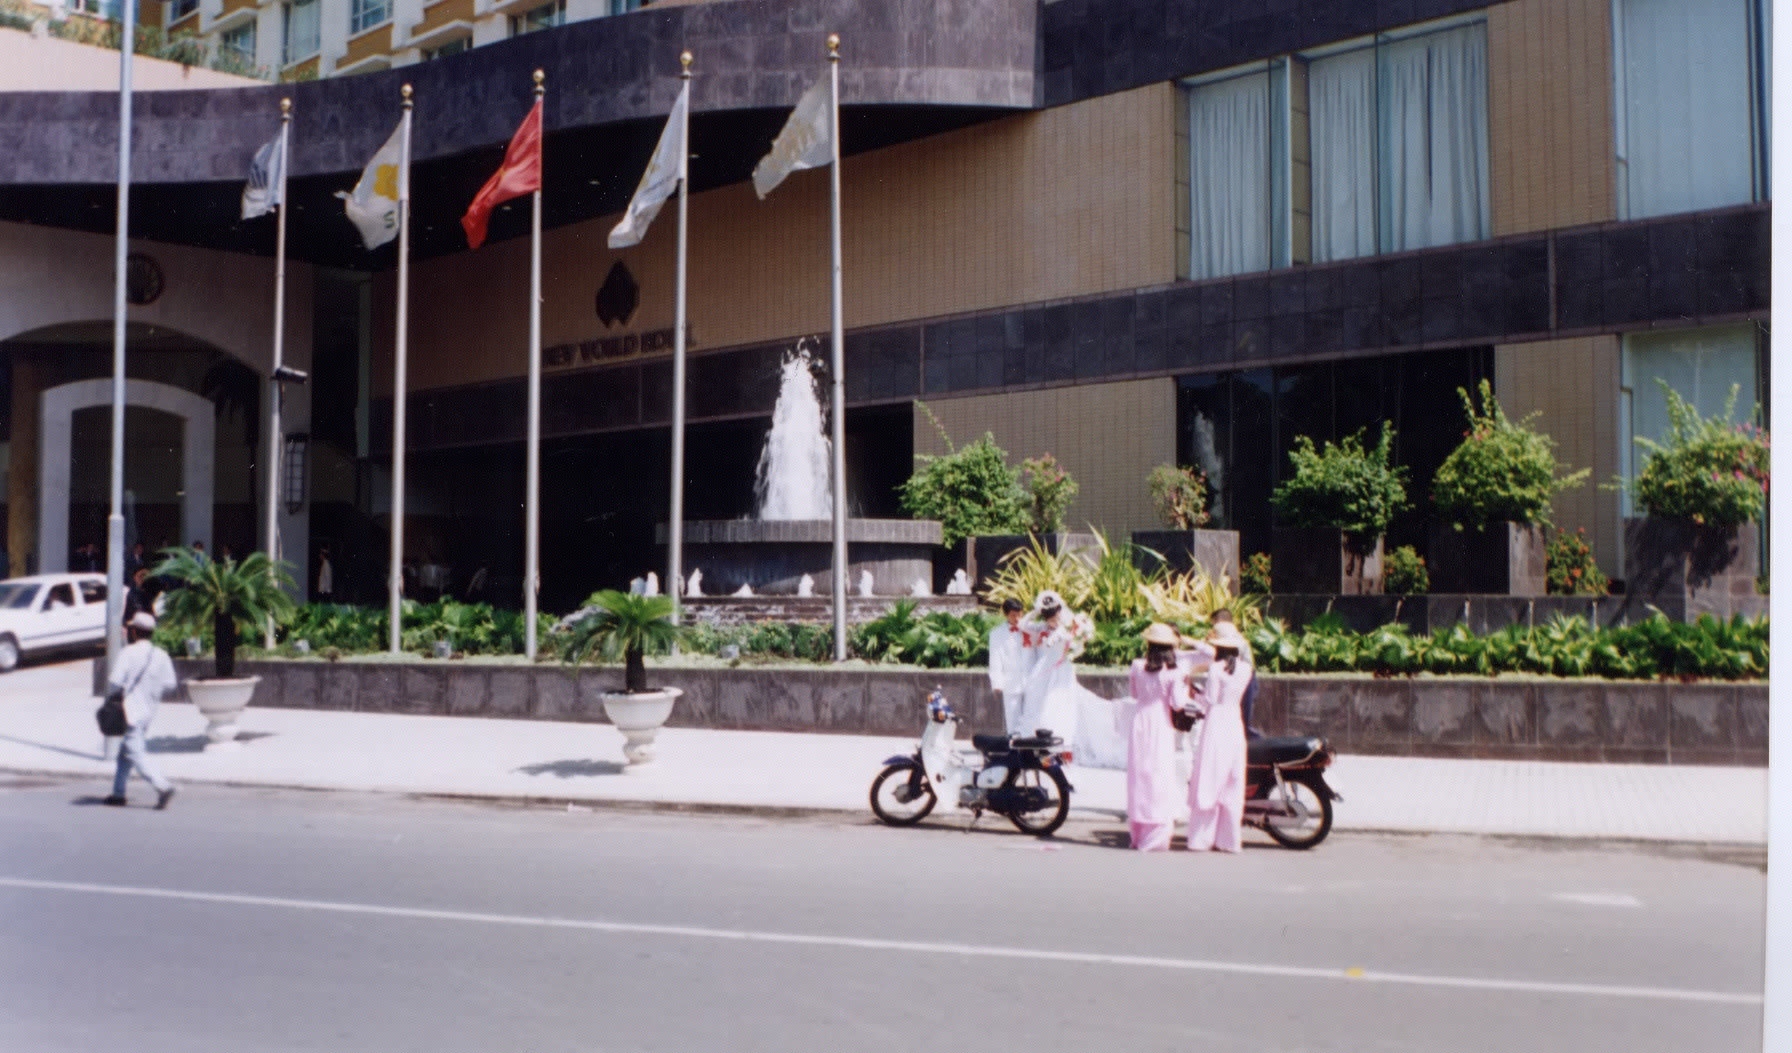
left=104, top=612, right=178, bottom=810
left=987, top=598, right=1030, bottom=732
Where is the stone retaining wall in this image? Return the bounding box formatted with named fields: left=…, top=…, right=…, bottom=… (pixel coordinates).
left=171, top=659, right=1767, bottom=767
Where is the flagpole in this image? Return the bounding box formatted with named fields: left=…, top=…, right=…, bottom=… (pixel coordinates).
left=264, top=97, right=292, bottom=649
left=389, top=84, right=413, bottom=654
left=668, top=52, right=693, bottom=625
left=524, top=69, right=546, bottom=660
left=105, top=0, right=136, bottom=665
left=826, top=34, right=847, bottom=662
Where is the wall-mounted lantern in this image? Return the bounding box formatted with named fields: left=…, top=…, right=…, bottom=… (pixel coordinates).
left=283, top=433, right=309, bottom=514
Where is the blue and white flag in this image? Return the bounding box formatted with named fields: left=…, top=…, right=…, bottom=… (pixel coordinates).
left=240, top=131, right=287, bottom=220
left=608, top=82, right=689, bottom=249
left=751, top=74, right=832, bottom=199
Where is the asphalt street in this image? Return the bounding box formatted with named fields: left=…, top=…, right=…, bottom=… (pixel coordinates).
left=0, top=777, right=1766, bottom=1053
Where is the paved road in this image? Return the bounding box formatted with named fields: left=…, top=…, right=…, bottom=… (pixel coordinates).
left=0, top=778, right=1765, bottom=1052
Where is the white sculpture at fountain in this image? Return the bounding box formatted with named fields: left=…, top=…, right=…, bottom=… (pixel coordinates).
left=857, top=570, right=875, bottom=597
left=733, top=583, right=755, bottom=597
left=945, top=569, right=972, bottom=595
left=754, top=341, right=832, bottom=521
left=797, top=574, right=815, bottom=597
left=686, top=569, right=703, bottom=597
left=909, top=577, right=931, bottom=597
left=643, top=572, right=660, bottom=597
left=629, top=576, right=646, bottom=596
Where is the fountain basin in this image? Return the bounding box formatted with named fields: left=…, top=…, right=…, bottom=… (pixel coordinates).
left=657, top=519, right=944, bottom=596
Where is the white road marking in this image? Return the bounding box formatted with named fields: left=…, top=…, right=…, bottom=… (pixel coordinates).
left=1551, top=892, right=1644, bottom=908
left=0, top=875, right=1758, bottom=1006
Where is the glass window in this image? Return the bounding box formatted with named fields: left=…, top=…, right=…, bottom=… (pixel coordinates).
left=0, top=583, right=40, bottom=610
left=79, top=580, right=106, bottom=604
left=1185, top=66, right=1289, bottom=279
left=1620, top=324, right=1764, bottom=515
left=1614, top=0, right=1769, bottom=218
left=283, top=0, right=320, bottom=64
left=221, top=21, right=256, bottom=63
left=1308, top=21, right=1490, bottom=261
left=351, top=0, right=390, bottom=34
left=508, top=0, right=564, bottom=37
left=422, top=37, right=470, bottom=60
left=45, top=584, right=75, bottom=609
left=607, top=0, right=640, bottom=13
left=169, top=0, right=198, bottom=19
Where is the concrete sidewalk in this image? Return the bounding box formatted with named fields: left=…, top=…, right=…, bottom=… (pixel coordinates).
left=0, top=659, right=1767, bottom=845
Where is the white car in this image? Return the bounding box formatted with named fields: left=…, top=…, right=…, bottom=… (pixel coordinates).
left=0, top=574, right=109, bottom=672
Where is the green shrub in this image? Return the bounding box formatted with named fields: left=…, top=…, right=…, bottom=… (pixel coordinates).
left=1431, top=381, right=1589, bottom=530
left=1241, top=552, right=1272, bottom=595
left=1545, top=528, right=1609, bottom=596
left=1021, top=454, right=1079, bottom=535
left=1385, top=545, right=1429, bottom=595
left=1270, top=422, right=1409, bottom=538
left=1148, top=464, right=1211, bottom=529
left=1630, top=381, right=1770, bottom=527
left=899, top=408, right=1030, bottom=546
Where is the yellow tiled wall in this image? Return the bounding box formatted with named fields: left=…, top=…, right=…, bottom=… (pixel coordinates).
left=911, top=378, right=1177, bottom=540
left=1487, top=0, right=1617, bottom=235
left=388, top=83, right=1180, bottom=393
left=1493, top=336, right=1621, bottom=572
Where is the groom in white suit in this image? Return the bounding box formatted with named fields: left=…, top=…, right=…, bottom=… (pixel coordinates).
left=987, top=598, right=1031, bottom=732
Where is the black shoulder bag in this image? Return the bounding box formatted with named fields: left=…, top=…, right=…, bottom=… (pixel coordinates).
left=96, top=658, right=148, bottom=737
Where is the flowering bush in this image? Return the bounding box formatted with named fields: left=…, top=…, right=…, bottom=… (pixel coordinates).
left=1631, top=382, right=1769, bottom=527
left=1384, top=545, right=1429, bottom=595
left=1022, top=454, right=1079, bottom=535
left=1432, top=381, right=1588, bottom=530
left=1147, top=464, right=1211, bottom=529
left=1545, top=528, right=1609, bottom=596
left=1241, top=552, right=1272, bottom=595
left=1270, top=423, right=1409, bottom=538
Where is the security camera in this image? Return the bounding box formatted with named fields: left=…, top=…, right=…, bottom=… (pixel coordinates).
left=272, top=365, right=310, bottom=384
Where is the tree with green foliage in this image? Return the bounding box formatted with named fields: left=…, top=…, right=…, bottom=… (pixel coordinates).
left=1270, top=422, right=1409, bottom=539
left=1432, top=381, right=1588, bottom=530
left=1148, top=463, right=1211, bottom=529
left=898, top=408, right=1030, bottom=546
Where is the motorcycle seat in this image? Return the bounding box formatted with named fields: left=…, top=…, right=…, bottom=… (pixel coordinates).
left=1247, top=736, right=1325, bottom=766
left=972, top=732, right=1059, bottom=753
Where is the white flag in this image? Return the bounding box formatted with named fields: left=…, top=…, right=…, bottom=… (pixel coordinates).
left=240, top=130, right=286, bottom=220
left=609, top=84, right=689, bottom=249
left=751, top=74, right=832, bottom=199
left=335, top=120, right=406, bottom=250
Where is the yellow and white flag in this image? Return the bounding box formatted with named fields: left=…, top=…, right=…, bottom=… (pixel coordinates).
left=336, top=120, right=406, bottom=250
left=609, top=83, right=690, bottom=249
left=751, top=75, right=831, bottom=199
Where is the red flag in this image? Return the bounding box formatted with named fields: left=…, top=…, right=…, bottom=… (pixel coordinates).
left=461, top=99, right=543, bottom=250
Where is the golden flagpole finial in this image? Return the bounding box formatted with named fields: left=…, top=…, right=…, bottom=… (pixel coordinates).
left=401, top=83, right=413, bottom=105
left=680, top=50, right=693, bottom=75
left=534, top=68, right=546, bottom=94
left=280, top=97, right=292, bottom=117
left=827, top=33, right=839, bottom=59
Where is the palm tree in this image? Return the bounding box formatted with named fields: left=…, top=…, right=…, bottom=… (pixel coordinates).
left=560, top=590, right=683, bottom=693
left=154, top=548, right=297, bottom=678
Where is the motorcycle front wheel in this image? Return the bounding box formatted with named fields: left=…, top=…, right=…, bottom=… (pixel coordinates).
left=1005, top=766, right=1071, bottom=838
left=869, top=764, right=937, bottom=826
left=1261, top=774, right=1333, bottom=850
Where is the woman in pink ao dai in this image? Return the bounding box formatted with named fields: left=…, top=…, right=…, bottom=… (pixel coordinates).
left=1125, top=623, right=1192, bottom=852
left=1185, top=622, right=1252, bottom=852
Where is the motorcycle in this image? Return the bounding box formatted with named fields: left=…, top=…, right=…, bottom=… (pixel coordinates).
left=1240, top=730, right=1342, bottom=850
left=869, top=689, right=1075, bottom=837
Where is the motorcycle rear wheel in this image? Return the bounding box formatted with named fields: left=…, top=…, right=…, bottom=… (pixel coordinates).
left=869, top=764, right=936, bottom=826
left=1005, top=767, right=1071, bottom=838
left=1261, top=775, right=1333, bottom=850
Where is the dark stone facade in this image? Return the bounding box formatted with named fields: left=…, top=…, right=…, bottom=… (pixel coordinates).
left=171, top=658, right=1769, bottom=766
left=371, top=205, right=1771, bottom=454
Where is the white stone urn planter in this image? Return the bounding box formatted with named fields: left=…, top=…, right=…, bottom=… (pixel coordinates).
left=185, top=676, right=259, bottom=748
left=600, top=687, right=682, bottom=768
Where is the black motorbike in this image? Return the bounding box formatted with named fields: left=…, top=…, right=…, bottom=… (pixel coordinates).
left=869, top=691, right=1075, bottom=837
left=1242, top=733, right=1341, bottom=849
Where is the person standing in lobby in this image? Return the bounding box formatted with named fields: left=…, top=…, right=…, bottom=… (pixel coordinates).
left=988, top=598, right=1031, bottom=731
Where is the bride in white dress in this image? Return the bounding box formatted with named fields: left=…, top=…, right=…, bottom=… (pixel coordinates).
left=1015, top=591, right=1129, bottom=769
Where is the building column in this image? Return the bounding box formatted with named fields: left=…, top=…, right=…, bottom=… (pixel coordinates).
left=6, top=353, right=39, bottom=577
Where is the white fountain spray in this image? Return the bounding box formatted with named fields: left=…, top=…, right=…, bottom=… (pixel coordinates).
left=754, top=340, right=833, bottom=521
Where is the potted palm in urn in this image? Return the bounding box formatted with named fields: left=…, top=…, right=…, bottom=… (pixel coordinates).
left=1428, top=381, right=1588, bottom=595
left=563, top=590, right=685, bottom=767
left=154, top=548, right=296, bottom=747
